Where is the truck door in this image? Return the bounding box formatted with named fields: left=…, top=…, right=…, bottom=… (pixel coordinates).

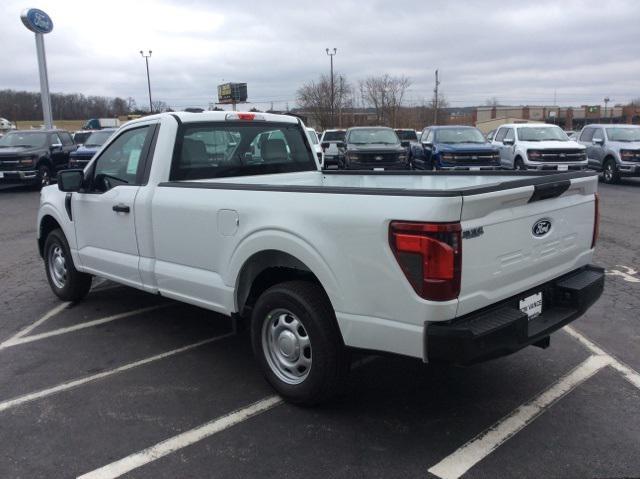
left=48, top=133, right=66, bottom=172
left=71, top=124, right=157, bottom=287
left=579, top=128, right=598, bottom=169
left=493, top=128, right=511, bottom=168
left=591, top=128, right=606, bottom=168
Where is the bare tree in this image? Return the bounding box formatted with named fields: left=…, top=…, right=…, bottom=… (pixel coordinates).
left=485, top=97, right=501, bottom=107
left=359, top=74, right=411, bottom=127
left=150, top=100, right=169, bottom=113
left=428, top=91, right=449, bottom=125
left=296, top=73, right=353, bottom=129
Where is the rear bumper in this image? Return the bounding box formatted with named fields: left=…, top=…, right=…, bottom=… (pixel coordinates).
left=425, top=265, right=604, bottom=364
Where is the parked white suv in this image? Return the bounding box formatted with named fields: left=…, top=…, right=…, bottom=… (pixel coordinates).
left=492, top=123, right=587, bottom=171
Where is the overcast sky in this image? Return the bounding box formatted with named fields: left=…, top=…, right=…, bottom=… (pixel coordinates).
left=2, top=0, right=639, bottom=111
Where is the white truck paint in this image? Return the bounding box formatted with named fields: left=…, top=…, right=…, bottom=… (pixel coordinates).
left=38, top=111, right=604, bottom=404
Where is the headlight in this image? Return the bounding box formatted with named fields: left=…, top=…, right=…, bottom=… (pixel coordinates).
left=20, top=156, right=35, bottom=165
left=527, top=150, right=542, bottom=160
left=442, top=153, right=454, bottom=161
left=398, top=154, right=407, bottom=161
left=620, top=149, right=638, bottom=161
left=347, top=154, right=359, bottom=161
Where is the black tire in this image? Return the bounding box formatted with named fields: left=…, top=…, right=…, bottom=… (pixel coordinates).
left=514, top=157, right=526, bottom=170
left=601, top=158, right=620, bottom=184
left=250, top=280, right=350, bottom=406
left=36, top=163, right=52, bottom=189
left=44, top=228, right=92, bottom=301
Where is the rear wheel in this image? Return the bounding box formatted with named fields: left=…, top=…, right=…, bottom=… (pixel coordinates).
left=44, top=229, right=92, bottom=301
left=251, top=280, right=350, bottom=405
left=602, top=158, right=620, bottom=184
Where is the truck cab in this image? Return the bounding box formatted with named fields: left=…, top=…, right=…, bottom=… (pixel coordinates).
left=411, top=126, right=501, bottom=170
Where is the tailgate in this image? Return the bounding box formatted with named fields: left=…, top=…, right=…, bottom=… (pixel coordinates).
left=456, top=175, right=598, bottom=317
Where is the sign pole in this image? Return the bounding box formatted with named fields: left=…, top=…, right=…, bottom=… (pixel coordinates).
left=34, top=32, right=53, bottom=129
left=21, top=8, right=54, bottom=130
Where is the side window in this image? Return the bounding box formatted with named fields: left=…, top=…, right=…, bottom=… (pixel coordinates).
left=92, top=126, right=151, bottom=192
left=494, top=128, right=507, bottom=142
left=579, top=128, right=594, bottom=142
left=425, top=130, right=435, bottom=143
left=61, top=132, right=73, bottom=146
left=50, top=133, right=63, bottom=146
left=504, top=128, right=515, bottom=141
left=592, top=128, right=604, bottom=142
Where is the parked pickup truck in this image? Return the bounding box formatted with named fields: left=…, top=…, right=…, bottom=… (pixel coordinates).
left=411, top=126, right=501, bottom=170
left=38, top=111, right=604, bottom=405
left=340, top=126, right=409, bottom=170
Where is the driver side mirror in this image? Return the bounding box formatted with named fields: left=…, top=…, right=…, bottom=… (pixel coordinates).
left=50, top=142, right=63, bottom=150
left=58, top=169, right=84, bottom=192
left=592, top=138, right=604, bottom=146
left=503, top=138, right=515, bottom=146
left=422, top=141, right=433, bottom=148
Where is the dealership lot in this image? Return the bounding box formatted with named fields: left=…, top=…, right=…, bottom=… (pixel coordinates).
left=0, top=181, right=639, bottom=478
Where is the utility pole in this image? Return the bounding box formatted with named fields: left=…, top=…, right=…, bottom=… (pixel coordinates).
left=140, top=50, right=153, bottom=113
left=326, top=48, right=337, bottom=126
left=603, top=97, right=610, bottom=123
left=433, top=69, right=440, bottom=125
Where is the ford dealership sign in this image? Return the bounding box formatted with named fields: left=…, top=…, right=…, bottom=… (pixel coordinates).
left=20, top=8, right=53, bottom=34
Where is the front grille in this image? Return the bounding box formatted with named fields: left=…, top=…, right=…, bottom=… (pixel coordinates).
left=529, top=149, right=585, bottom=162
left=443, top=152, right=499, bottom=165
left=0, top=158, right=21, bottom=171
left=359, top=152, right=400, bottom=163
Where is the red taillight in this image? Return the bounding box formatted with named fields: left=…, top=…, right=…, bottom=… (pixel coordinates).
left=389, top=221, right=462, bottom=301
left=592, top=193, right=599, bottom=249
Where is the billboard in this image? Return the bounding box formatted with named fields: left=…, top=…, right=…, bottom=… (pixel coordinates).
left=217, top=83, right=247, bottom=104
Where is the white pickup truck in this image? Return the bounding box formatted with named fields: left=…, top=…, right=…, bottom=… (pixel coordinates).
left=38, top=111, right=604, bottom=404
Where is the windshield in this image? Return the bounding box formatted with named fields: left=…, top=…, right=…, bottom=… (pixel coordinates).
left=435, top=128, right=487, bottom=144
left=84, top=130, right=115, bottom=147
left=348, top=128, right=399, bottom=145
left=606, top=128, right=640, bottom=142
left=517, top=126, right=568, bottom=142
left=322, top=130, right=345, bottom=142
left=306, top=129, right=319, bottom=145
left=0, top=132, right=47, bottom=148
left=395, top=130, right=418, bottom=141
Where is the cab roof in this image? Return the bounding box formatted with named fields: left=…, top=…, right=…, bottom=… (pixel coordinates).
left=138, top=111, right=302, bottom=125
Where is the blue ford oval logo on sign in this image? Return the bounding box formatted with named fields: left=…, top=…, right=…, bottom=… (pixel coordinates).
left=21, top=8, right=54, bottom=34
left=532, top=218, right=552, bottom=237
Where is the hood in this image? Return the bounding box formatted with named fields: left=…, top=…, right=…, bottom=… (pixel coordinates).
left=607, top=140, right=640, bottom=150
left=347, top=143, right=404, bottom=152
left=71, top=145, right=100, bottom=156
left=518, top=140, right=585, bottom=150
left=0, top=146, right=40, bottom=156
left=437, top=142, right=497, bottom=153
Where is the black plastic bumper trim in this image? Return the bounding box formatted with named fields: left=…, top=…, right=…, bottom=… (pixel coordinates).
left=425, top=265, right=605, bottom=365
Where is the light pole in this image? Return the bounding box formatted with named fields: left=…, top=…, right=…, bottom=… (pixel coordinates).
left=326, top=48, right=337, bottom=126
left=603, top=97, right=610, bottom=123
left=140, top=50, right=153, bottom=113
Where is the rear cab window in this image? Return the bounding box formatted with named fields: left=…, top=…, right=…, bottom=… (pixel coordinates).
left=321, top=131, right=345, bottom=142
left=171, top=122, right=316, bottom=181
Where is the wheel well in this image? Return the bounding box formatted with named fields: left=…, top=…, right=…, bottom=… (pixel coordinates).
left=236, top=250, right=323, bottom=318
left=604, top=155, right=616, bottom=165
left=38, top=215, right=61, bottom=257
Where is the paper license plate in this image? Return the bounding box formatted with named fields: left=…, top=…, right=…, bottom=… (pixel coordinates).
left=470, top=167, right=481, bottom=171
left=373, top=168, right=384, bottom=171
left=0, top=172, right=4, bottom=179
left=519, top=292, right=542, bottom=320
left=558, top=165, right=569, bottom=171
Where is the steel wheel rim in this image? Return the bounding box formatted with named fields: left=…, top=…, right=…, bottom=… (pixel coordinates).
left=261, top=308, right=312, bottom=384
left=48, top=245, right=67, bottom=289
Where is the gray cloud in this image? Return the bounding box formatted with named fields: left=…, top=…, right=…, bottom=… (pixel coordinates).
left=1, top=0, right=639, bottom=111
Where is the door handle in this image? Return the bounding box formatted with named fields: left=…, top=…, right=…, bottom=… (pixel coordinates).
left=112, top=204, right=130, bottom=213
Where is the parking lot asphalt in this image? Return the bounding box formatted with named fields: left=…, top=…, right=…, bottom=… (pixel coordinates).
left=0, top=180, right=639, bottom=479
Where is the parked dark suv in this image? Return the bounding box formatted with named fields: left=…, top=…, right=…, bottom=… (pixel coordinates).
left=340, top=127, right=409, bottom=170
left=0, top=129, right=77, bottom=187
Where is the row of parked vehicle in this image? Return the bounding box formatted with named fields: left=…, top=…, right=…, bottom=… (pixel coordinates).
left=0, top=127, right=117, bottom=188
left=313, top=123, right=640, bottom=184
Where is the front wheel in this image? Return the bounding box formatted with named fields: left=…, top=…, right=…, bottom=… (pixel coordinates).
left=44, top=229, right=92, bottom=301
left=514, top=158, right=526, bottom=170
left=35, top=164, right=52, bottom=189
left=250, top=280, right=350, bottom=405
left=602, top=158, right=620, bottom=184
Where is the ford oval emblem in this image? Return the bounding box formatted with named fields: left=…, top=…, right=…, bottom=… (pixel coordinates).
left=532, top=218, right=552, bottom=237
left=20, top=8, right=54, bottom=34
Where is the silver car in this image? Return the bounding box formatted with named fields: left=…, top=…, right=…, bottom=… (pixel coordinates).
left=577, top=124, right=640, bottom=184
